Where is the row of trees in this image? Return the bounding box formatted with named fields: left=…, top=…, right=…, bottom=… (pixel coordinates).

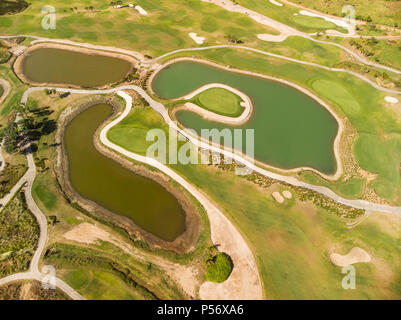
left=0, top=103, right=56, bottom=154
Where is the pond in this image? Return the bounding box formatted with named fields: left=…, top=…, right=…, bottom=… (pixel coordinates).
left=20, top=47, right=133, bottom=87
left=65, top=103, right=186, bottom=241
left=152, top=61, right=338, bottom=174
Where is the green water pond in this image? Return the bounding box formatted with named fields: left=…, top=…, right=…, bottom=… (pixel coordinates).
left=152, top=61, right=338, bottom=174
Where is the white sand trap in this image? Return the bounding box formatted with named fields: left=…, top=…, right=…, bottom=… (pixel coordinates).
left=385, top=96, right=399, bottom=104
left=135, top=5, right=147, bottom=15
left=272, top=191, right=284, bottom=203
left=282, top=190, right=292, bottom=199
left=257, top=33, right=288, bottom=42
left=330, top=247, right=371, bottom=267
left=269, top=0, right=283, bottom=6
left=189, top=32, right=205, bottom=44
left=299, top=10, right=349, bottom=29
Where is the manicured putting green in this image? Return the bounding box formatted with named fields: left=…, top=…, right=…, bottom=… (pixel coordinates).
left=194, top=87, right=245, bottom=117
left=312, top=79, right=361, bottom=115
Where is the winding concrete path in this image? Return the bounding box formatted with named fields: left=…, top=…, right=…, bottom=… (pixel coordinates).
left=0, top=97, right=85, bottom=300
left=0, top=151, right=85, bottom=300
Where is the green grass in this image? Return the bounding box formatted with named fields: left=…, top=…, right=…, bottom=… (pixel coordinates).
left=63, top=268, right=144, bottom=300
left=347, top=38, right=401, bottom=71
left=0, top=192, right=39, bottom=277
left=44, top=242, right=190, bottom=300
left=291, top=0, right=401, bottom=28
left=32, top=177, right=57, bottom=210
left=291, top=15, right=336, bottom=30
left=192, top=87, right=245, bottom=117
left=354, top=133, right=401, bottom=201
left=110, top=106, right=401, bottom=299
left=234, top=0, right=347, bottom=33
left=156, top=47, right=401, bottom=203
left=312, top=79, right=361, bottom=116
left=300, top=172, right=365, bottom=199
left=0, top=0, right=277, bottom=57
left=205, top=253, right=232, bottom=283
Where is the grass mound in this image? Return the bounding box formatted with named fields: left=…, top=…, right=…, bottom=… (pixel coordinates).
left=205, top=252, right=233, bottom=283
left=193, top=87, right=244, bottom=117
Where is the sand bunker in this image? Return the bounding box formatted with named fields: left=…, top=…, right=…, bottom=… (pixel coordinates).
left=272, top=192, right=284, bottom=203
left=330, top=247, right=371, bottom=267
left=385, top=96, right=399, bottom=104
left=282, top=190, right=292, bottom=199
left=135, top=5, right=147, bottom=15
left=257, top=33, right=288, bottom=42
left=299, top=10, right=349, bottom=29
left=269, top=0, right=283, bottom=6
left=189, top=32, right=205, bottom=44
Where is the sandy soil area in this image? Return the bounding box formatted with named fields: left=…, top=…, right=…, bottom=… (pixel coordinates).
left=282, top=190, right=292, bottom=199
left=330, top=247, right=371, bottom=266
left=0, top=78, right=11, bottom=107
left=385, top=96, right=399, bottom=104
left=270, top=0, right=283, bottom=6
left=257, top=33, right=289, bottom=42
left=189, top=32, right=205, bottom=45
left=135, top=6, right=147, bottom=15
left=272, top=191, right=284, bottom=203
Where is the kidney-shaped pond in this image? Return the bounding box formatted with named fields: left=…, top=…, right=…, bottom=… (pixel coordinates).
left=65, top=103, right=186, bottom=241
left=152, top=61, right=339, bottom=175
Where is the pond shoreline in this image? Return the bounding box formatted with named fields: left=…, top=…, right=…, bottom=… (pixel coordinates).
left=13, top=42, right=137, bottom=89
left=148, top=57, right=344, bottom=181
left=54, top=97, right=201, bottom=253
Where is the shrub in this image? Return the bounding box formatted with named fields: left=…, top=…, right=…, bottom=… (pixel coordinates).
left=205, top=253, right=232, bottom=283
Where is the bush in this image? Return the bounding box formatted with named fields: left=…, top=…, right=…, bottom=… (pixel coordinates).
left=205, top=253, right=232, bottom=283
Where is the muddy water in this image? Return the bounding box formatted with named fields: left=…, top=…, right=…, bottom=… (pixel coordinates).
left=21, top=47, right=132, bottom=87
left=64, top=103, right=186, bottom=241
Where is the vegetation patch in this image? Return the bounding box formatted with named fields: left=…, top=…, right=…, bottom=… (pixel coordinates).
left=205, top=252, right=232, bottom=283
left=0, top=0, right=29, bottom=16
left=44, top=243, right=183, bottom=300
left=0, top=280, right=68, bottom=300
left=0, top=192, right=39, bottom=277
